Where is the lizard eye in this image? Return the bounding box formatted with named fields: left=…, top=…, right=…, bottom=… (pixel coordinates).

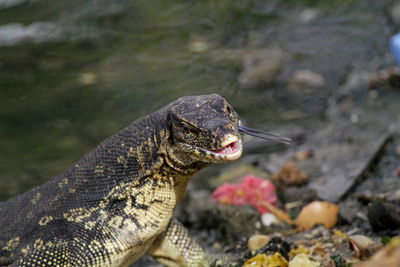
left=226, top=105, right=235, bottom=121
left=182, top=124, right=197, bottom=140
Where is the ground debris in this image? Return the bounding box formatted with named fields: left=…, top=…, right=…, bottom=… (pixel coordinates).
left=289, top=253, right=319, bottom=267
left=294, top=149, right=314, bottom=161
left=295, top=201, right=339, bottom=230
left=211, top=174, right=277, bottom=214
left=354, top=237, right=400, bottom=267
left=272, top=160, right=308, bottom=186
left=243, top=252, right=288, bottom=267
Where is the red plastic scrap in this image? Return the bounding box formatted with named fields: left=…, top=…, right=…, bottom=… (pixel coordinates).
left=211, top=174, right=277, bottom=214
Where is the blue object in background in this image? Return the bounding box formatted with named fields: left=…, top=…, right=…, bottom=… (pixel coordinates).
left=390, top=33, right=400, bottom=65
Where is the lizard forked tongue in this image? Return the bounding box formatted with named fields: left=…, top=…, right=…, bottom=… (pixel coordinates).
left=238, top=125, right=291, bottom=145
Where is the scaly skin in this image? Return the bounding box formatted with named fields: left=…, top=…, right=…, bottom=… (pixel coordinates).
left=0, top=94, right=243, bottom=266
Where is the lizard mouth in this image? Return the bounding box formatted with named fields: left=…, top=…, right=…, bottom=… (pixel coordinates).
left=206, top=135, right=243, bottom=161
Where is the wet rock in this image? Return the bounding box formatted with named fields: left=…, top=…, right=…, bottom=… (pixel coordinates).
left=307, top=127, right=390, bottom=202
left=288, top=69, right=325, bottom=93
left=367, top=199, right=400, bottom=232
left=338, top=198, right=367, bottom=225
left=237, top=48, right=283, bottom=89
left=0, top=22, right=62, bottom=46
left=262, top=122, right=392, bottom=203
left=0, top=0, right=26, bottom=9
left=298, top=8, right=320, bottom=23
left=282, top=186, right=317, bottom=203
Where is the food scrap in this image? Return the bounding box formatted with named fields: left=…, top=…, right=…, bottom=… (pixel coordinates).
left=273, top=160, right=308, bottom=186
left=212, top=174, right=277, bottom=214
left=295, top=201, right=339, bottom=230
left=243, top=252, right=288, bottom=267
left=289, top=253, right=319, bottom=267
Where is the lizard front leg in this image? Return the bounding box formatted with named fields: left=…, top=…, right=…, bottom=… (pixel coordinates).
left=147, top=219, right=210, bottom=267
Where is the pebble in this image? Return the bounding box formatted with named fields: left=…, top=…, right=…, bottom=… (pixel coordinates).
left=247, top=234, right=271, bottom=250
left=298, top=8, right=320, bottom=23
left=79, top=72, right=97, bottom=85
left=288, top=69, right=325, bottom=93
left=188, top=36, right=209, bottom=53
left=261, top=213, right=279, bottom=227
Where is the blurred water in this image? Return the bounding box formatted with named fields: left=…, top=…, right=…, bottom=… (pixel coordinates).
left=0, top=0, right=397, bottom=200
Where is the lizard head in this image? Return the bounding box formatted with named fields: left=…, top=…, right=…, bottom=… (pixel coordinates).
left=169, top=94, right=243, bottom=164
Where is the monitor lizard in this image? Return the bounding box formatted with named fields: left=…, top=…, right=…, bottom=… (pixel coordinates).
left=0, top=93, right=290, bottom=266
left=0, top=94, right=246, bottom=266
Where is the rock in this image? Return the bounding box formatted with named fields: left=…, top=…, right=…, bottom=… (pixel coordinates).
left=237, top=48, right=283, bottom=89
left=264, top=124, right=391, bottom=203
left=288, top=69, right=325, bottom=93
left=298, top=8, right=320, bottom=23
left=338, top=198, right=367, bottom=224
left=188, top=36, right=210, bottom=53
left=0, top=22, right=62, bottom=46
left=283, top=186, right=317, bottom=203
left=176, top=190, right=261, bottom=246
left=261, top=213, right=279, bottom=227
left=367, top=199, right=400, bottom=232
left=307, top=128, right=391, bottom=202
left=247, top=234, right=271, bottom=250
left=79, top=72, right=98, bottom=85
